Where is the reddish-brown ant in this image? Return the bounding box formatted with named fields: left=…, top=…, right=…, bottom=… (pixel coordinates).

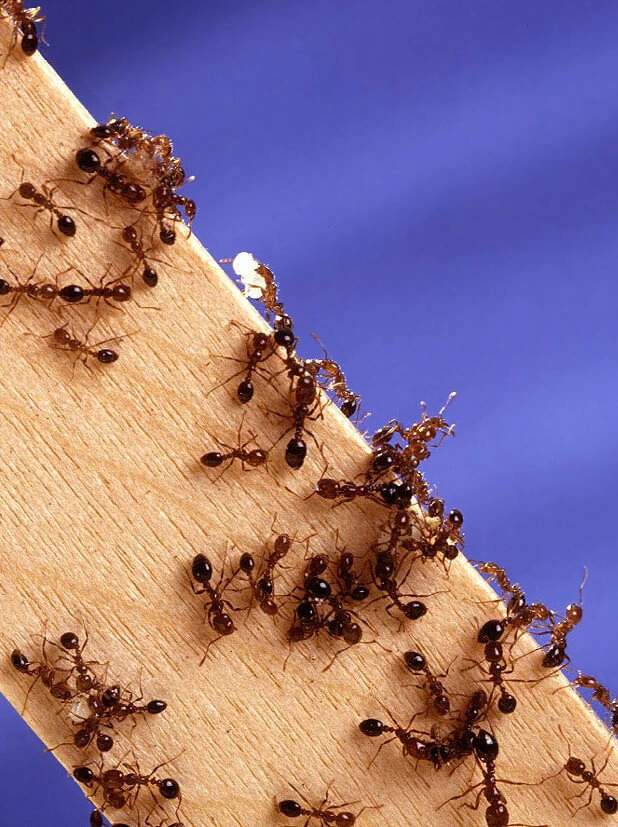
left=2, top=158, right=77, bottom=236
left=278, top=783, right=379, bottom=825
left=440, top=729, right=547, bottom=827
left=541, top=568, right=587, bottom=668
left=520, top=726, right=618, bottom=817
left=0, top=1, right=45, bottom=58
left=74, top=147, right=148, bottom=206
left=74, top=755, right=181, bottom=815
left=199, top=422, right=268, bottom=476
left=239, top=532, right=292, bottom=616
left=35, top=324, right=124, bottom=367
left=403, top=650, right=450, bottom=716
left=558, top=670, right=618, bottom=734
left=118, top=225, right=165, bottom=287
left=207, top=325, right=276, bottom=404
left=190, top=553, right=240, bottom=663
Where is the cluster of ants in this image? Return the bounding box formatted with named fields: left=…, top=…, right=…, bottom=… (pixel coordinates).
left=10, top=631, right=183, bottom=827
left=0, top=10, right=194, bottom=368
left=2, top=11, right=616, bottom=825
left=192, top=249, right=618, bottom=825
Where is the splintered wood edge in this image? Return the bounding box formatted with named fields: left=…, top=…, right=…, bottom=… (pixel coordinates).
left=0, top=21, right=615, bottom=827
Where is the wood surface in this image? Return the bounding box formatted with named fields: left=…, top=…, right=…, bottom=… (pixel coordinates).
left=0, top=19, right=616, bottom=827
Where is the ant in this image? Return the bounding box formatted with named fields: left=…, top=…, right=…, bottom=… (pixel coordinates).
left=558, top=670, right=618, bottom=734
left=56, top=267, right=132, bottom=310
left=74, top=756, right=181, bottom=814
left=369, top=567, right=429, bottom=623
left=10, top=646, right=73, bottom=711
left=525, top=726, right=618, bottom=816
left=464, top=641, right=518, bottom=715
left=189, top=553, right=240, bottom=663
left=403, top=650, right=450, bottom=716
left=304, top=335, right=361, bottom=418
left=199, top=424, right=268, bottom=476
left=205, top=322, right=276, bottom=405
left=2, top=157, right=77, bottom=236
left=118, top=225, right=165, bottom=287
left=0, top=1, right=45, bottom=58
left=358, top=710, right=436, bottom=767
left=541, top=568, right=587, bottom=668
left=37, top=324, right=124, bottom=367
left=74, top=147, right=148, bottom=206
left=239, top=532, right=292, bottom=615
left=278, top=783, right=379, bottom=825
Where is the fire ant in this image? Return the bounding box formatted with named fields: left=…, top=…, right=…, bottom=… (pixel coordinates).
left=2, top=158, right=77, bottom=236
left=239, top=532, right=292, bottom=615
left=403, top=650, right=450, bottom=716
left=118, top=225, right=165, bottom=287
left=464, top=641, right=518, bottom=715
left=0, top=1, right=45, bottom=58
left=189, top=553, right=240, bottom=663
left=199, top=423, right=268, bottom=476
left=558, top=670, right=618, bottom=734
left=358, top=710, right=436, bottom=767
left=74, top=148, right=148, bottom=205
left=37, top=324, right=124, bottom=367
left=541, top=568, right=587, bottom=668
left=56, top=266, right=132, bottom=310
left=524, top=726, right=618, bottom=817
left=304, top=335, right=361, bottom=418
left=74, top=755, right=181, bottom=814
left=205, top=322, right=277, bottom=404
left=277, top=783, right=379, bottom=825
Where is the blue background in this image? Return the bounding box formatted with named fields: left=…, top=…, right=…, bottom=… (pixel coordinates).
left=2, top=1, right=618, bottom=824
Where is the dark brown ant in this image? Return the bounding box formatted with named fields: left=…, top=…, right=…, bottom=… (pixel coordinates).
left=239, top=532, right=292, bottom=615
left=190, top=553, right=240, bottom=663
left=403, top=650, right=450, bottom=716
left=278, top=783, right=379, bottom=825
left=74, top=147, right=148, bottom=205
left=0, top=1, right=45, bottom=58
left=2, top=158, right=77, bottom=237
left=370, top=570, right=429, bottom=623
left=541, top=568, right=587, bottom=668
left=152, top=183, right=196, bottom=243
left=358, top=710, right=434, bottom=767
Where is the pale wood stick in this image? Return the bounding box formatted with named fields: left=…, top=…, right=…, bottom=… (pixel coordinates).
left=0, top=20, right=615, bottom=827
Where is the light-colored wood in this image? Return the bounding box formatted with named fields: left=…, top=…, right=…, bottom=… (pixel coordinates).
left=0, top=21, right=615, bottom=827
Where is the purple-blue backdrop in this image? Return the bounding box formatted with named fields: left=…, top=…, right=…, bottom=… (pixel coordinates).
left=2, top=2, right=618, bottom=824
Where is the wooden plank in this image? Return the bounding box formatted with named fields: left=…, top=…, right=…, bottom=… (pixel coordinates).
left=0, top=20, right=615, bottom=827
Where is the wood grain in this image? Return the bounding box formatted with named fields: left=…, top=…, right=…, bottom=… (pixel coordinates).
left=0, top=20, right=615, bottom=827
